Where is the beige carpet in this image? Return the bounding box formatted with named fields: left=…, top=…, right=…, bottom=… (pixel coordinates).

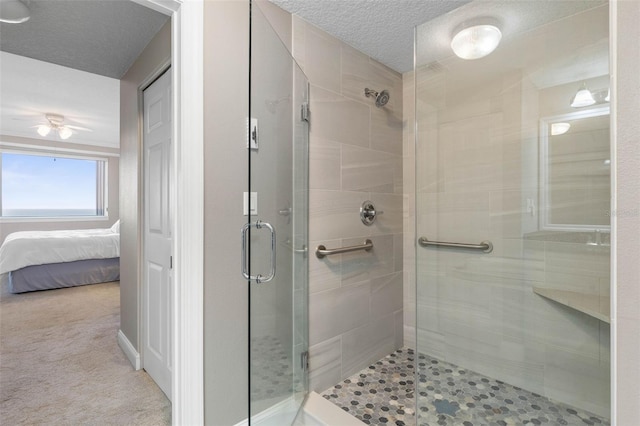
left=0, top=281, right=171, bottom=425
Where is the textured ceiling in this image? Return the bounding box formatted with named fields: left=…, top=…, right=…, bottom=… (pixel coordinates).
left=269, top=0, right=471, bottom=73
left=0, top=0, right=169, bottom=79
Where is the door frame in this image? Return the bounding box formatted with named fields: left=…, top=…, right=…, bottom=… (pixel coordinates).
left=131, top=0, right=204, bottom=424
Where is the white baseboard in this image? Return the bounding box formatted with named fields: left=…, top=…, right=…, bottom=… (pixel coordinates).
left=117, top=329, right=141, bottom=370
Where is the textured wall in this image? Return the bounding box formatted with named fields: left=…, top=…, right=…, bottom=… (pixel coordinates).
left=290, top=15, right=404, bottom=393
left=0, top=136, right=119, bottom=244
left=119, top=20, right=171, bottom=353
left=613, top=0, right=640, bottom=423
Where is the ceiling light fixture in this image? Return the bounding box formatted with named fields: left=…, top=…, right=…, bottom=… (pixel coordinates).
left=36, top=114, right=75, bottom=140
left=0, top=0, right=30, bottom=24
left=551, top=122, right=571, bottom=136
left=451, top=19, right=502, bottom=60
left=570, top=83, right=596, bottom=108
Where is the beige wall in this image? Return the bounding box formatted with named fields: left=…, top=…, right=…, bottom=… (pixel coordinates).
left=291, top=15, right=405, bottom=393
left=203, top=1, right=249, bottom=425
left=119, top=20, right=171, bottom=352
left=613, top=0, right=640, bottom=423
left=0, top=135, right=119, bottom=244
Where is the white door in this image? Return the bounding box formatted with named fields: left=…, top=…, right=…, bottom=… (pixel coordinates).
left=142, top=68, right=172, bottom=400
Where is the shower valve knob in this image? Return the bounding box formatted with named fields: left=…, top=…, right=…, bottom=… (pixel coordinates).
left=360, top=201, right=382, bottom=226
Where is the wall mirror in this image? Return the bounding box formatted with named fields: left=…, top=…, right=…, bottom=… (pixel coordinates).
left=539, top=106, right=610, bottom=231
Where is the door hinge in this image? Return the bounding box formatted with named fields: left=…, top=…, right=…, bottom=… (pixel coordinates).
left=170, top=256, right=173, bottom=269
left=301, top=103, right=310, bottom=123
left=248, top=118, right=258, bottom=150
left=301, top=351, right=309, bottom=372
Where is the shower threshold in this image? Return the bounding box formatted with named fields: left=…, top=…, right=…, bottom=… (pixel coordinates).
left=322, top=348, right=610, bottom=426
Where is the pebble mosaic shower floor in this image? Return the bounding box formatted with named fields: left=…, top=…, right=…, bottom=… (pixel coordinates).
left=322, top=348, right=610, bottom=426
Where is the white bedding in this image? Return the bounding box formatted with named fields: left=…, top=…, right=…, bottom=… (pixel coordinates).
left=0, top=228, right=120, bottom=274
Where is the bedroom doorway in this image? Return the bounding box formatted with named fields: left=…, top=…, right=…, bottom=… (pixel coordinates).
left=142, top=67, right=173, bottom=400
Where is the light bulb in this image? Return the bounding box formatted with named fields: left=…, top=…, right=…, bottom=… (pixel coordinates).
left=451, top=24, right=502, bottom=60
left=58, top=127, right=73, bottom=140
left=36, top=125, right=51, bottom=137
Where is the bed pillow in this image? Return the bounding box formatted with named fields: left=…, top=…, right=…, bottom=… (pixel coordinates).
left=110, top=220, right=120, bottom=233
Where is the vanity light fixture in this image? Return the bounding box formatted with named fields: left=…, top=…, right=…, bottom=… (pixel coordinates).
left=451, top=19, right=502, bottom=60
left=570, top=83, right=596, bottom=108
left=551, top=122, right=571, bottom=136
left=0, top=0, right=30, bottom=23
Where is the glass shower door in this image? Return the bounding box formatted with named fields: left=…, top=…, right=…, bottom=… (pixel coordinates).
left=246, top=3, right=309, bottom=425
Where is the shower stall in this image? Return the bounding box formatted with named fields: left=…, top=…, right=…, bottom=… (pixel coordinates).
left=411, top=1, right=611, bottom=424
left=244, top=0, right=612, bottom=424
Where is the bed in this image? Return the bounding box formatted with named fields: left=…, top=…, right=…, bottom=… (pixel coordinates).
left=0, top=221, right=120, bottom=293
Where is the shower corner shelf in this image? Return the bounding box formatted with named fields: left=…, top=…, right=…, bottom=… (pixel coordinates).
left=532, top=286, right=610, bottom=324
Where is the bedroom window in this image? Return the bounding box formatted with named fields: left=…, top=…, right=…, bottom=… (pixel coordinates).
left=0, top=151, right=108, bottom=219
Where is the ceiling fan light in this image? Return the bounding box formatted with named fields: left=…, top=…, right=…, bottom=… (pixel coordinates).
left=58, top=127, right=73, bottom=140
left=0, top=0, right=31, bottom=24
left=570, top=84, right=596, bottom=108
left=451, top=23, right=502, bottom=60
left=36, top=125, right=51, bottom=137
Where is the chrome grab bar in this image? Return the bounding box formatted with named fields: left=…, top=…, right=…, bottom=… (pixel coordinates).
left=283, top=239, right=308, bottom=255
left=315, top=239, right=373, bottom=259
left=241, top=220, right=276, bottom=283
left=418, top=237, right=493, bottom=253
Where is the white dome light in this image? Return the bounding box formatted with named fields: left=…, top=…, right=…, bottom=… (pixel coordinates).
left=0, top=0, right=30, bottom=24
left=551, top=122, right=571, bottom=136
left=451, top=24, right=502, bottom=60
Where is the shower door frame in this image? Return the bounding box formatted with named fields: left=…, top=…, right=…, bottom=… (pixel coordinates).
left=246, top=1, right=311, bottom=423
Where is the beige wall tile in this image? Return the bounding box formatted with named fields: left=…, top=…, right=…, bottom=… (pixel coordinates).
left=341, top=145, right=399, bottom=193
left=370, top=272, right=403, bottom=318
left=300, top=14, right=403, bottom=389
left=342, top=234, right=395, bottom=285
left=309, top=336, right=342, bottom=393
left=341, top=314, right=396, bottom=378
left=309, top=238, right=342, bottom=294
left=309, top=189, right=370, bottom=241
left=543, top=348, right=610, bottom=418
left=341, top=43, right=371, bottom=104
left=309, top=281, right=371, bottom=346
left=310, top=136, right=341, bottom=190
left=370, top=105, right=403, bottom=156
left=310, top=85, right=370, bottom=148
left=368, top=193, right=403, bottom=236
left=304, top=23, right=341, bottom=93
left=394, top=310, right=404, bottom=349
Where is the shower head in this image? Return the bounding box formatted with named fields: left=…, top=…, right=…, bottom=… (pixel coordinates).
left=364, top=88, right=390, bottom=108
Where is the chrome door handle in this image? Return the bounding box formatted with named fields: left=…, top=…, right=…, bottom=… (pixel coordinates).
left=241, top=220, right=277, bottom=283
